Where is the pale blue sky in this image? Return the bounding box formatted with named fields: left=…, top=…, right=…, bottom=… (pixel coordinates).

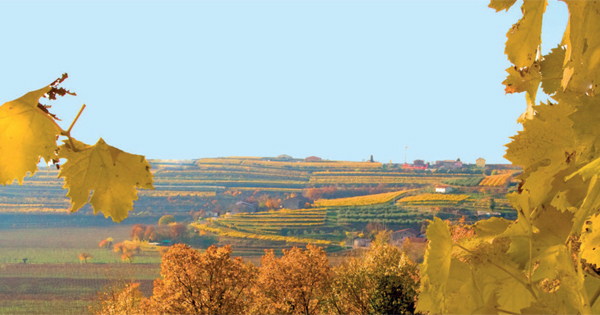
left=0, top=0, right=567, bottom=164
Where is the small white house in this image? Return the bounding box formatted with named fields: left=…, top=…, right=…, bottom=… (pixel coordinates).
left=435, top=186, right=453, bottom=193
left=353, top=238, right=371, bottom=248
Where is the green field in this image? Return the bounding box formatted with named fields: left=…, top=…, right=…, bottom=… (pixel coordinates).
left=0, top=225, right=160, bottom=315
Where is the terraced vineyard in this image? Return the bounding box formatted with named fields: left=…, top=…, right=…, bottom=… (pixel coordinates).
left=441, top=176, right=484, bottom=187
left=314, top=190, right=409, bottom=207
left=331, top=203, right=431, bottom=225
left=215, top=208, right=328, bottom=233
left=479, top=173, right=513, bottom=186
left=397, top=193, right=470, bottom=205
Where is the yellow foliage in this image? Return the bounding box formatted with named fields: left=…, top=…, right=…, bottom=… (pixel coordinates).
left=58, top=138, right=154, bottom=222
left=397, top=193, right=469, bottom=204
left=0, top=86, right=61, bottom=185
left=315, top=190, right=409, bottom=207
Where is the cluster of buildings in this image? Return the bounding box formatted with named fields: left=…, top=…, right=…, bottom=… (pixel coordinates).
left=402, top=158, right=486, bottom=171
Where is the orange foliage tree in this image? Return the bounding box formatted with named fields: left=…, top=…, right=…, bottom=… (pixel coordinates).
left=252, top=244, right=332, bottom=315
left=78, top=252, right=92, bottom=263
left=89, top=282, right=144, bottom=315
left=98, top=237, right=113, bottom=250
left=130, top=224, right=146, bottom=241
left=141, top=244, right=257, bottom=315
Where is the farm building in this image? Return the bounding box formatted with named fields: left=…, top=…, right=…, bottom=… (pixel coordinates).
left=353, top=238, right=371, bottom=248
left=305, top=156, right=322, bottom=162
left=476, top=157, right=486, bottom=168
left=283, top=196, right=310, bottom=210
left=477, top=211, right=502, bottom=217
left=391, top=228, right=420, bottom=246
left=275, top=154, right=293, bottom=161
left=231, top=201, right=259, bottom=214
left=435, top=159, right=463, bottom=170
left=435, top=186, right=453, bottom=193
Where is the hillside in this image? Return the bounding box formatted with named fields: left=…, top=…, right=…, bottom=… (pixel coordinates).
left=0, top=156, right=519, bottom=255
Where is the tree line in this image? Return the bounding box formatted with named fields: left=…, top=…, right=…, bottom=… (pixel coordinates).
left=90, top=232, right=419, bottom=315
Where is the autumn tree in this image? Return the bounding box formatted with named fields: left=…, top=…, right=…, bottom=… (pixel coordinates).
left=99, top=237, right=113, bottom=250
left=130, top=224, right=146, bottom=241
left=89, top=282, right=144, bottom=315
left=121, top=252, right=134, bottom=263
left=79, top=252, right=92, bottom=263
left=328, top=232, right=420, bottom=315
left=143, top=226, right=156, bottom=241
left=141, top=244, right=257, bottom=315
left=265, top=198, right=281, bottom=210
left=158, top=214, right=175, bottom=225
left=252, top=244, right=332, bottom=315
left=170, top=222, right=188, bottom=242
left=113, top=242, right=127, bottom=254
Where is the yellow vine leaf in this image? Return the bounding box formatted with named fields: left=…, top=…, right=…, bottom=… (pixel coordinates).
left=416, top=217, right=452, bottom=314
left=505, top=0, right=546, bottom=69
left=0, top=86, right=60, bottom=185
left=561, top=1, right=600, bottom=94
left=58, top=138, right=154, bottom=222
left=497, top=276, right=536, bottom=313
left=488, top=0, right=517, bottom=12
left=571, top=175, right=600, bottom=235
left=446, top=265, right=501, bottom=314
left=539, top=46, right=565, bottom=95
left=505, top=102, right=576, bottom=209
left=580, top=213, right=600, bottom=268
left=472, top=217, right=511, bottom=242
left=503, top=64, right=541, bottom=96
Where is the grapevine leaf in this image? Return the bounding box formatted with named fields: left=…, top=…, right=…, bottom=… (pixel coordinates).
left=473, top=217, right=511, bottom=242
left=505, top=102, right=576, bottom=209
left=446, top=265, right=501, bottom=314
left=505, top=0, right=547, bottom=69
left=550, top=190, right=579, bottom=213
left=58, top=138, right=154, bottom=222
left=571, top=175, right=600, bottom=235
left=567, top=155, right=600, bottom=182
left=555, top=246, right=591, bottom=314
left=497, top=276, right=536, bottom=313
left=488, top=0, right=517, bottom=12
left=580, top=213, right=600, bottom=267
left=561, top=1, right=600, bottom=94
left=0, top=86, right=61, bottom=185
left=417, top=217, right=453, bottom=314
left=584, top=274, right=600, bottom=314
left=530, top=207, right=573, bottom=281
left=568, top=95, right=600, bottom=162
left=540, top=46, right=566, bottom=95
left=503, top=64, right=541, bottom=97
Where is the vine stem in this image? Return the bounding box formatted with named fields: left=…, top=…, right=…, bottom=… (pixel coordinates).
left=67, top=104, right=86, bottom=134
left=455, top=243, right=538, bottom=300
left=59, top=104, right=86, bottom=152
